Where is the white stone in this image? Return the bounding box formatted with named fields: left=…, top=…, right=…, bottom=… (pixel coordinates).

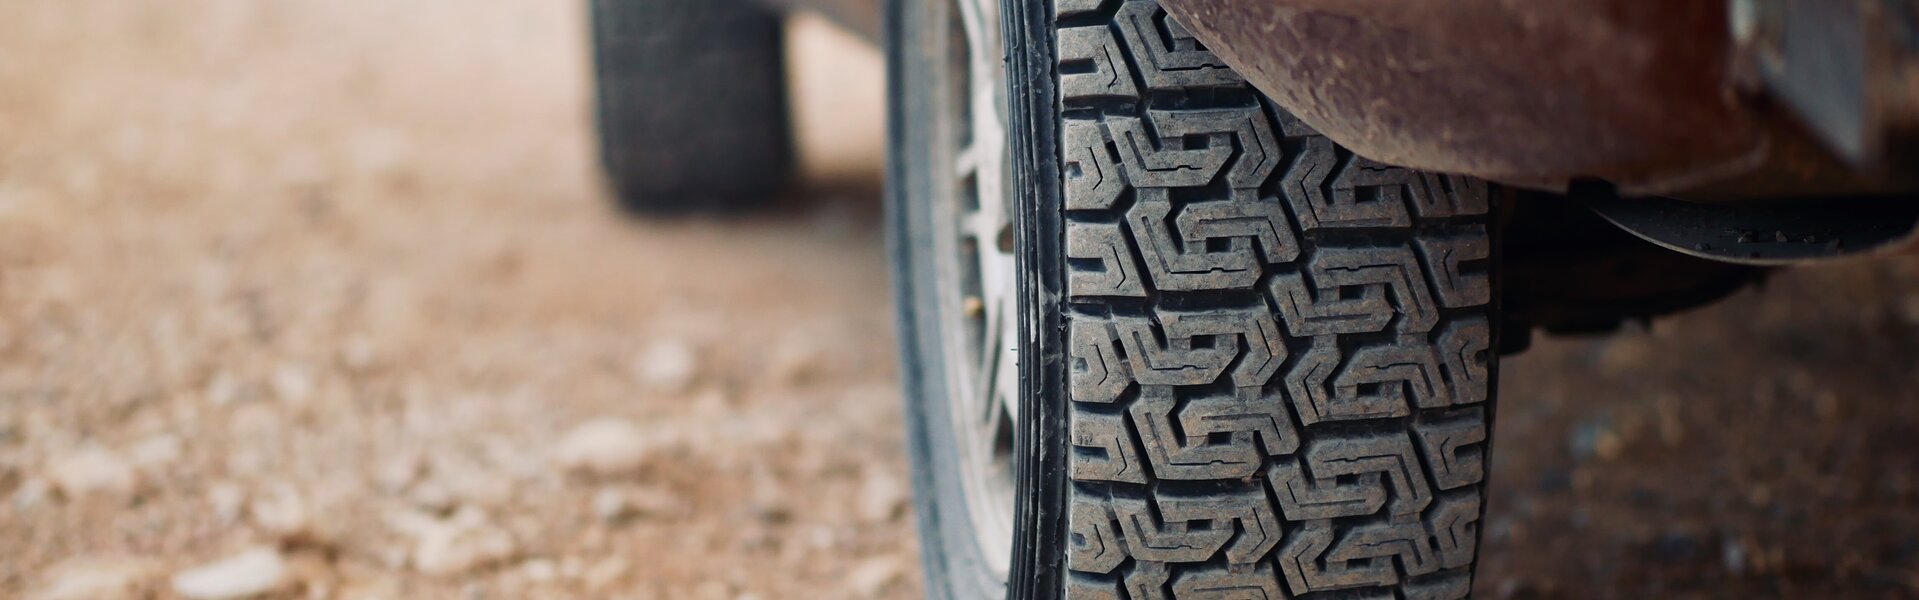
left=249, top=486, right=311, bottom=540
left=129, top=434, right=183, bottom=469
left=12, top=477, right=51, bottom=510
left=632, top=340, right=698, bottom=393
left=204, top=371, right=243, bottom=407
left=170, top=548, right=288, bottom=600
left=846, top=555, right=903, bottom=597
left=208, top=483, right=247, bottom=525
left=31, top=558, right=153, bottom=600
left=518, top=558, right=557, bottom=582
left=405, top=507, right=518, bottom=576
left=856, top=469, right=908, bottom=524
left=553, top=418, right=649, bottom=477
left=46, top=445, right=138, bottom=498
left=592, top=488, right=630, bottom=523
left=270, top=363, right=316, bottom=404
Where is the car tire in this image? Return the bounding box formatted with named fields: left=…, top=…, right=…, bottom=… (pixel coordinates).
left=589, top=0, right=792, bottom=214
left=892, top=0, right=1506, bottom=598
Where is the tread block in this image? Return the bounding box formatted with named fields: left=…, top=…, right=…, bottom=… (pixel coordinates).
left=1414, top=407, right=1488, bottom=491
left=1071, top=319, right=1134, bottom=404
left=1127, top=192, right=1297, bottom=291
left=1115, top=307, right=1286, bottom=388
left=1110, top=107, right=1278, bottom=189
left=1064, top=120, right=1130, bottom=211
left=1281, top=141, right=1416, bottom=230
left=1437, top=318, right=1492, bottom=410
left=1277, top=519, right=1442, bottom=593
left=1073, top=409, right=1151, bottom=484
left=1070, top=498, right=1131, bottom=574
left=1408, top=173, right=1492, bottom=218
left=1113, top=0, right=1242, bottom=89
left=1124, top=562, right=1173, bottom=600
left=1113, top=486, right=1284, bottom=564
left=1130, top=386, right=1299, bottom=480
left=1416, top=228, right=1493, bottom=309
left=1171, top=563, right=1286, bottom=599
left=1267, top=431, right=1432, bottom=521
left=1070, top=221, right=1151, bottom=297
left=1060, top=26, right=1141, bottom=103
left=1430, top=494, right=1482, bottom=570
left=1284, top=334, right=1470, bottom=425
left=1267, top=246, right=1439, bottom=337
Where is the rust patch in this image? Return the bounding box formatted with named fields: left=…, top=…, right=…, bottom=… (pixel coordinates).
left=1160, top=0, right=1768, bottom=192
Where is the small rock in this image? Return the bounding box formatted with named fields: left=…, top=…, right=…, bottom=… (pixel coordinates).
left=592, top=488, right=631, bottom=523
left=208, top=483, right=248, bottom=525
left=46, top=445, right=138, bottom=498
left=625, top=485, right=688, bottom=518
left=340, top=336, right=377, bottom=371
left=407, top=507, right=518, bottom=576
left=554, top=418, right=650, bottom=477
left=406, top=479, right=457, bottom=514
left=846, top=555, right=904, bottom=597
left=856, top=469, right=908, bottom=524
left=12, top=477, right=51, bottom=510
left=374, top=454, right=423, bottom=493
left=170, top=547, right=288, bottom=600
left=31, top=558, right=154, bottom=600
left=204, top=372, right=243, bottom=406
left=519, top=558, right=558, bottom=582
left=270, top=363, right=316, bottom=404
left=250, top=486, right=311, bottom=540
left=633, top=340, right=698, bottom=393
left=129, top=434, right=183, bottom=469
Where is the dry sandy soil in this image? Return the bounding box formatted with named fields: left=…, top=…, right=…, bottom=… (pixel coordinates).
left=2, top=1, right=1918, bottom=599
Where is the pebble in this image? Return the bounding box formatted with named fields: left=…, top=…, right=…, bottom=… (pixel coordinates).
left=633, top=340, right=698, bottom=393
left=846, top=555, right=904, bottom=597
left=204, top=371, right=243, bottom=407
left=129, top=434, right=184, bottom=469
left=169, top=547, right=288, bottom=600
left=554, top=418, right=650, bottom=477
left=208, top=483, right=248, bottom=525
left=625, top=485, right=688, bottom=518
left=402, top=506, right=519, bottom=576
left=12, top=477, right=51, bottom=510
left=46, top=445, right=139, bottom=498
left=592, top=488, right=631, bottom=523
left=31, top=558, right=154, bottom=600
left=250, top=486, right=312, bottom=540
left=374, top=454, right=424, bottom=493
left=519, top=558, right=558, bottom=582
left=270, top=363, right=317, bottom=404
left=856, top=469, right=908, bottom=524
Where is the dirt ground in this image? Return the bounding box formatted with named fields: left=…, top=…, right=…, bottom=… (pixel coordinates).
left=1, top=1, right=1917, bottom=599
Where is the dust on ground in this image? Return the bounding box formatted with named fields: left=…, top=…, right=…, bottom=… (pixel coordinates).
left=1, top=1, right=1917, bottom=599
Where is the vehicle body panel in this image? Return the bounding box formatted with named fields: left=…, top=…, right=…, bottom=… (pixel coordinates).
left=1158, top=0, right=1767, bottom=193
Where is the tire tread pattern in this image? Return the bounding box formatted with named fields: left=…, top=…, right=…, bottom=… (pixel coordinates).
left=1057, top=2, right=1495, bottom=598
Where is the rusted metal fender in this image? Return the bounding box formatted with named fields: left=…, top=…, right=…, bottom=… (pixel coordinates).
left=1159, top=0, right=1769, bottom=193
